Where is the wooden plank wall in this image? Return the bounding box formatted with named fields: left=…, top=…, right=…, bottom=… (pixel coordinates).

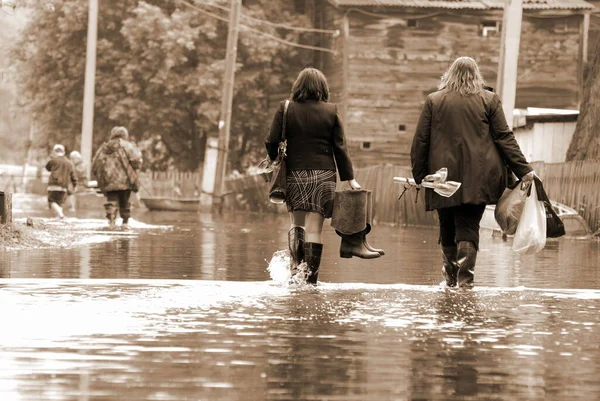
left=319, top=8, right=583, bottom=168
left=516, top=14, right=581, bottom=109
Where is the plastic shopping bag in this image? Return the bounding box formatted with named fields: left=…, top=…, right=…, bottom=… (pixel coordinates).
left=495, top=180, right=531, bottom=235
left=512, top=180, right=547, bottom=254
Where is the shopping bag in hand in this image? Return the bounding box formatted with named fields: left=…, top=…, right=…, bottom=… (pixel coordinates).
left=512, top=180, right=547, bottom=254
left=533, top=177, right=565, bottom=238
left=495, top=180, right=531, bottom=235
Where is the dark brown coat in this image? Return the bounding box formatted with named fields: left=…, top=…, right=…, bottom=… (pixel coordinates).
left=265, top=100, right=354, bottom=181
left=411, top=89, right=532, bottom=211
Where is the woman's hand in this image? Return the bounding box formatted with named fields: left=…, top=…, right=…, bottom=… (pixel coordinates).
left=347, top=179, right=361, bottom=190
left=522, top=170, right=539, bottom=182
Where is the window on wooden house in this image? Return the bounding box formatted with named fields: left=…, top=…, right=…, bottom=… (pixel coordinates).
left=407, top=19, right=418, bottom=29
left=481, top=20, right=499, bottom=37
left=398, top=124, right=407, bottom=134
left=554, top=22, right=570, bottom=33
left=361, top=142, right=372, bottom=150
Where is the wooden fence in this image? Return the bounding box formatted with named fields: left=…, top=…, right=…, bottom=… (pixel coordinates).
left=218, top=162, right=600, bottom=232
left=3, top=160, right=598, bottom=232
left=138, top=171, right=202, bottom=198
left=532, top=161, right=600, bottom=232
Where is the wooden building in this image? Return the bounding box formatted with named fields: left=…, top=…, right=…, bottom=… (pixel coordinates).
left=513, top=110, right=579, bottom=163
left=298, top=0, right=596, bottom=167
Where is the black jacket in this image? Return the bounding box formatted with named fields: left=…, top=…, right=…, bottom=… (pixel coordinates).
left=411, top=89, right=532, bottom=210
left=265, top=100, right=354, bottom=181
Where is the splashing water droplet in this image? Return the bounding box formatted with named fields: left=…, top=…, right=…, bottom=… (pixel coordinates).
left=266, top=250, right=310, bottom=286
left=267, top=250, right=292, bottom=284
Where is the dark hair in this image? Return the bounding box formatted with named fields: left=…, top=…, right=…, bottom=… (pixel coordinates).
left=291, top=67, right=329, bottom=102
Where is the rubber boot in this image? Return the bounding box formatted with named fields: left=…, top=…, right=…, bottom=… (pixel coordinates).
left=288, top=227, right=305, bottom=271
left=364, top=191, right=384, bottom=255
left=456, top=241, right=477, bottom=288
left=338, top=229, right=381, bottom=259
left=441, top=245, right=458, bottom=287
left=104, top=203, right=117, bottom=229
left=304, top=242, right=323, bottom=284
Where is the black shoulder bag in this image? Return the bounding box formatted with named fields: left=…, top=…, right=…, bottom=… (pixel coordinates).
left=261, top=100, right=290, bottom=204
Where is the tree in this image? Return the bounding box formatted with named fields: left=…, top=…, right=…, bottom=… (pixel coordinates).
left=566, top=40, right=600, bottom=161
left=11, top=0, right=314, bottom=171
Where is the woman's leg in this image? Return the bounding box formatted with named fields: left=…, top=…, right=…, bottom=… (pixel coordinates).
left=288, top=211, right=307, bottom=268
left=290, top=211, right=306, bottom=228
left=304, top=212, right=325, bottom=284
left=454, top=204, right=486, bottom=287
left=304, top=212, right=325, bottom=243
left=438, top=207, right=458, bottom=287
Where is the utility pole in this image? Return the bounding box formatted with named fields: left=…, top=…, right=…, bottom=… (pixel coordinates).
left=496, top=0, right=523, bottom=129
left=211, top=0, right=242, bottom=212
left=81, top=0, right=98, bottom=178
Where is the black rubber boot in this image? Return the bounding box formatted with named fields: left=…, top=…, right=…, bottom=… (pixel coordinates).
left=288, top=227, right=305, bottom=270
left=304, top=242, right=323, bottom=284
left=457, top=241, right=477, bottom=288
left=337, top=229, right=381, bottom=259
left=441, top=245, right=458, bottom=287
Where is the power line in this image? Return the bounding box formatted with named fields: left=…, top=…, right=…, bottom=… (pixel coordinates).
left=175, top=0, right=336, bottom=53
left=201, top=0, right=339, bottom=34
left=242, top=13, right=339, bottom=34
left=176, top=0, right=229, bottom=23
left=242, top=24, right=336, bottom=53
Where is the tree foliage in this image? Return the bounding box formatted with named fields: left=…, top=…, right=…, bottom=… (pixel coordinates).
left=566, top=39, right=600, bottom=161
left=0, top=7, right=32, bottom=164
left=12, top=0, right=314, bottom=171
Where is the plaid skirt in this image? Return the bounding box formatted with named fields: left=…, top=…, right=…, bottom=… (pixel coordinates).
left=286, top=169, right=337, bottom=218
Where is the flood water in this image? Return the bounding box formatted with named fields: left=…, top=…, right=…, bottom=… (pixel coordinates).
left=1, top=210, right=600, bottom=400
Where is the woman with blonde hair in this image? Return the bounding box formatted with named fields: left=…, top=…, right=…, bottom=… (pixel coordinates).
left=411, top=57, right=536, bottom=288
left=265, top=67, right=361, bottom=284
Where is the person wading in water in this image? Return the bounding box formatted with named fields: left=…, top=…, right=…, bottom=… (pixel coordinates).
left=411, top=57, right=536, bottom=288
left=265, top=67, right=361, bottom=284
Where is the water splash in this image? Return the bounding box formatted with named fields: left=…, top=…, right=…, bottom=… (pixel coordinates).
left=266, top=250, right=292, bottom=284
left=266, top=249, right=310, bottom=286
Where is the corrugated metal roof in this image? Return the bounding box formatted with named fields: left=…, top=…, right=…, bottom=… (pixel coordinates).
left=333, top=0, right=595, bottom=10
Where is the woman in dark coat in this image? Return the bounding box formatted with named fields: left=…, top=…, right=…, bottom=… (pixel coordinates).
left=265, top=68, right=361, bottom=284
left=411, top=57, right=536, bottom=288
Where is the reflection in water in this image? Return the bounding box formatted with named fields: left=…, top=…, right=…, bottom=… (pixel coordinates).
left=0, top=281, right=599, bottom=400
left=1, top=211, right=599, bottom=289
left=1, top=211, right=600, bottom=400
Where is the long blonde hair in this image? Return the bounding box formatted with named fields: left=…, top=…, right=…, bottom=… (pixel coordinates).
left=438, top=57, right=486, bottom=96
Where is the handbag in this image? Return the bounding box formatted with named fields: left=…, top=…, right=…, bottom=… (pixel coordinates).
left=261, top=100, right=290, bottom=204
left=533, top=176, right=565, bottom=238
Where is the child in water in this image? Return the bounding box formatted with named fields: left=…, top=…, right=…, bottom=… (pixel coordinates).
left=45, top=144, right=77, bottom=219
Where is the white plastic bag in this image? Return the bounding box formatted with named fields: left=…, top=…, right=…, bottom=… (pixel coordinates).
left=512, top=180, right=547, bottom=254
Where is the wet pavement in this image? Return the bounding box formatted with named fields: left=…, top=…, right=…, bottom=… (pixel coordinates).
left=1, top=209, right=600, bottom=400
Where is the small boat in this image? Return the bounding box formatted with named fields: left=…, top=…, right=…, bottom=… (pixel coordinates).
left=141, top=197, right=202, bottom=212
left=481, top=201, right=592, bottom=238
